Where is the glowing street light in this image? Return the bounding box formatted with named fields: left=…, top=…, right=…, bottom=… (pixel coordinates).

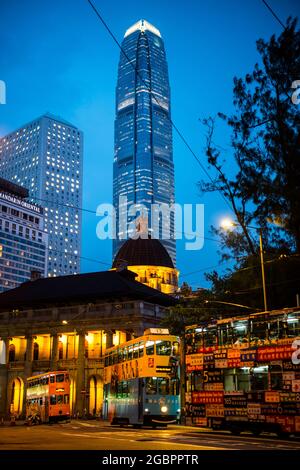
left=220, top=217, right=268, bottom=312
left=220, top=218, right=238, bottom=230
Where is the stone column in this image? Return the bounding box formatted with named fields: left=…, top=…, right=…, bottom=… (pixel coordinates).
left=22, top=335, right=34, bottom=417
left=105, top=331, right=114, bottom=349
left=3, top=337, right=10, bottom=365
left=50, top=333, right=59, bottom=370
left=24, top=335, right=34, bottom=378
left=0, top=337, right=9, bottom=418
left=75, top=331, right=86, bottom=417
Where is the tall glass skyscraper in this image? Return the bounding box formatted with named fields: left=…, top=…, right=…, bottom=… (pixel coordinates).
left=0, top=114, right=83, bottom=277
left=113, top=20, right=176, bottom=265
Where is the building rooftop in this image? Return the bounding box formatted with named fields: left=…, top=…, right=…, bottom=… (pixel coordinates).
left=113, top=237, right=174, bottom=269
left=0, top=177, right=29, bottom=199
left=0, top=269, right=176, bottom=311
left=124, top=19, right=161, bottom=38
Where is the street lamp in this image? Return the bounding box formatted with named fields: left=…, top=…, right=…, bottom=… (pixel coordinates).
left=220, top=218, right=268, bottom=312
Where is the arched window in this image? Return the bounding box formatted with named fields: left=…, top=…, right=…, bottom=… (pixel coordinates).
left=8, top=344, right=15, bottom=362
left=33, top=342, right=39, bottom=361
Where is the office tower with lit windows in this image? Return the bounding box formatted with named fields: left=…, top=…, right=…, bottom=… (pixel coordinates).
left=113, top=20, right=176, bottom=265
left=0, top=178, right=48, bottom=292
left=0, top=114, right=83, bottom=277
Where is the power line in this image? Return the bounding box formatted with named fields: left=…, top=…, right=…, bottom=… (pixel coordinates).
left=180, top=253, right=300, bottom=280
left=261, top=0, right=286, bottom=30
left=32, top=196, right=223, bottom=245
left=48, top=246, right=111, bottom=267
left=86, top=0, right=235, bottom=215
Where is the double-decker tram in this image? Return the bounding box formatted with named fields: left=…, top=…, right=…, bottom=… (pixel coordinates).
left=185, top=308, right=300, bottom=437
left=103, top=329, right=180, bottom=427
left=26, top=371, right=70, bottom=424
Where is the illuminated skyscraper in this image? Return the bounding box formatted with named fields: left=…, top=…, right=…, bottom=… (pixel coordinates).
left=0, top=114, right=83, bottom=277
left=113, top=20, right=175, bottom=264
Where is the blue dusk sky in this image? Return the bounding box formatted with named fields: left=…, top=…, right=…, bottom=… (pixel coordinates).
left=0, top=0, right=298, bottom=288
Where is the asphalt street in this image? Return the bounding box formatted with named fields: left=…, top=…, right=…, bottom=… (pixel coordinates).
left=0, top=421, right=300, bottom=450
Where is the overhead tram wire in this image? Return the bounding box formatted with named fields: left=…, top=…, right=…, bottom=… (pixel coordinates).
left=32, top=196, right=223, bottom=245
left=45, top=247, right=111, bottom=268
left=86, top=0, right=235, bottom=215
left=261, top=0, right=286, bottom=30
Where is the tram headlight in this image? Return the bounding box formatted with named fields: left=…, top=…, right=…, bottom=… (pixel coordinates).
left=161, top=406, right=168, bottom=413
left=144, top=408, right=149, bottom=413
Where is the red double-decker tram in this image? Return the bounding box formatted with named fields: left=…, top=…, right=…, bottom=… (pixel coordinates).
left=26, top=371, right=70, bottom=424
left=185, top=308, right=300, bottom=437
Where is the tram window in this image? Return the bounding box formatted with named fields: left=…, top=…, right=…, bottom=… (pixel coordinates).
left=56, top=374, right=64, bottom=383
left=118, top=349, right=123, bottom=363
left=250, top=318, right=267, bottom=343
left=158, top=378, right=169, bottom=395
left=146, top=377, right=157, bottom=395
left=194, top=331, right=203, bottom=352
left=250, top=366, right=268, bottom=391
left=224, top=369, right=238, bottom=392
left=39, top=398, right=43, bottom=405
left=50, top=375, right=55, bottom=384
left=123, top=347, right=128, bottom=361
left=270, top=364, right=283, bottom=390
left=108, top=353, right=113, bottom=366
left=185, top=333, right=194, bottom=353
left=64, top=394, right=69, bottom=404
left=287, top=312, right=300, bottom=337
left=113, top=352, right=118, bottom=364
left=268, top=317, right=280, bottom=340
left=50, top=395, right=56, bottom=405
left=232, top=320, right=248, bottom=345
left=172, top=341, right=179, bottom=356
left=236, top=368, right=251, bottom=392
left=192, top=371, right=204, bottom=392
left=128, top=346, right=133, bottom=360
left=156, top=341, right=171, bottom=356
left=116, top=382, right=122, bottom=398
left=57, top=395, right=63, bottom=404
left=122, top=381, right=129, bottom=397
left=139, top=342, right=144, bottom=357
left=42, top=377, right=49, bottom=385
left=133, top=343, right=139, bottom=359
left=146, top=341, right=154, bottom=355
left=170, top=378, right=179, bottom=395
left=203, top=327, right=217, bottom=348
left=218, top=323, right=234, bottom=347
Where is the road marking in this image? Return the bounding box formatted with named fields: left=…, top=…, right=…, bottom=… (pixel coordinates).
left=75, top=422, right=97, bottom=428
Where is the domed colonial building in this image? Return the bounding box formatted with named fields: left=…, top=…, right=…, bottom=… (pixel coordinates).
left=112, top=236, right=179, bottom=294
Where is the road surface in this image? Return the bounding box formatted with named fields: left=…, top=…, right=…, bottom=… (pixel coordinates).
left=0, top=421, right=300, bottom=450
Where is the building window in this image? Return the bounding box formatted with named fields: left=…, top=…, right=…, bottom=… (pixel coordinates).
left=8, top=344, right=16, bottom=362
left=33, top=342, right=39, bottom=361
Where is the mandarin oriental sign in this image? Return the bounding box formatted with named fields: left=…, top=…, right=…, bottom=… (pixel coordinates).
left=0, top=191, right=42, bottom=214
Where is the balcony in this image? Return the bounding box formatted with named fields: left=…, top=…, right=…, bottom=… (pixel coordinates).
left=87, top=358, right=104, bottom=369
left=8, top=361, right=25, bottom=370
left=32, top=360, right=51, bottom=371
left=57, top=359, right=77, bottom=369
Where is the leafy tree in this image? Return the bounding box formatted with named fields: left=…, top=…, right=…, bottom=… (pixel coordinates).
left=200, top=17, right=300, bottom=258
left=199, top=17, right=300, bottom=311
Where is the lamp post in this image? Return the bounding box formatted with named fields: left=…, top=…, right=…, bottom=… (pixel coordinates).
left=220, top=218, right=268, bottom=312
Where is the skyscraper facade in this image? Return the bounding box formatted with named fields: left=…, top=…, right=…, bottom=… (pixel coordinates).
left=0, top=114, right=83, bottom=277
left=113, top=20, right=176, bottom=264
left=0, top=178, right=48, bottom=292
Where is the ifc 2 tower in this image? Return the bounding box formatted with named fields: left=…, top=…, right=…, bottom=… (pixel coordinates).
left=113, top=20, right=176, bottom=265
